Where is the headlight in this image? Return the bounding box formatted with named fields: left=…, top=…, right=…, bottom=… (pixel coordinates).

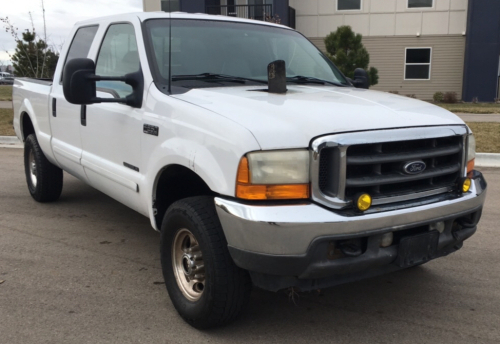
left=236, top=150, right=310, bottom=200
left=467, top=133, right=476, bottom=175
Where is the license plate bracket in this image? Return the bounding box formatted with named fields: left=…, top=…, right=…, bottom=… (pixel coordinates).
left=396, top=231, right=439, bottom=268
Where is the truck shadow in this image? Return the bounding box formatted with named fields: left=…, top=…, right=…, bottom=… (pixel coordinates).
left=53, top=174, right=473, bottom=342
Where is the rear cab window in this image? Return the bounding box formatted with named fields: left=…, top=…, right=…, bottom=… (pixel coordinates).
left=61, top=25, right=99, bottom=82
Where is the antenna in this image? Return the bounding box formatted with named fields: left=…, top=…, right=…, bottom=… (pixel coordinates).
left=168, top=0, right=172, bottom=94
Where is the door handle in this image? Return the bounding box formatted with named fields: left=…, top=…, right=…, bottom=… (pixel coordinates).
left=52, top=98, right=56, bottom=117
left=81, top=105, right=86, bottom=126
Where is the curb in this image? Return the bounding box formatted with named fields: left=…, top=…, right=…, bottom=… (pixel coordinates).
left=476, top=153, right=500, bottom=168
left=1, top=136, right=500, bottom=167
left=0, top=136, right=20, bottom=143
left=0, top=136, right=22, bottom=149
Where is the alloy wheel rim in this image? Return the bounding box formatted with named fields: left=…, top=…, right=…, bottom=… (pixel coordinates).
left=29, top=150, right=37, bottom=187
left=172, top=228, right=205, bottom=301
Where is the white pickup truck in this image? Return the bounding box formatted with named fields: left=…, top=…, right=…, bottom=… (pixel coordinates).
left=13, top=12, right=487, bottom=329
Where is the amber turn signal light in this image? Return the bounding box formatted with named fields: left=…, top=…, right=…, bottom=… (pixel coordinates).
left=236, top=184, right=310, bottom=200
left=237, top=157, right=250, bottom=184
left=467, top=159, right=475, bottom=177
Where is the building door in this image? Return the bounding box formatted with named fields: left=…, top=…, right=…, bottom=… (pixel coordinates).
left=248, top=0, right=272, bottom=20
left=228, top=0, right=236, bottom=16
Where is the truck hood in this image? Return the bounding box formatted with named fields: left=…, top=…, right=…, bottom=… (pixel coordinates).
left=173, top=85, right=465, bottom=149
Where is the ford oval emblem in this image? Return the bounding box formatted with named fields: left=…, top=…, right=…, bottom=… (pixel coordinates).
left=403, top=161, right=426, bottom=175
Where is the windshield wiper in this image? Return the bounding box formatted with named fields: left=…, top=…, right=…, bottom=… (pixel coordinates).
left=172, top=73, right=267, bottom=84
left=286, top=75, right=345, bottom=87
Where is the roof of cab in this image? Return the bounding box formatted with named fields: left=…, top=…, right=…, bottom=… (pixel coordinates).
left=74, top=11, right=292, bottom=30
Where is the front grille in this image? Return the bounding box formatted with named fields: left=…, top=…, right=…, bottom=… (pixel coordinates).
left=318, top=135, right=464, bottom=206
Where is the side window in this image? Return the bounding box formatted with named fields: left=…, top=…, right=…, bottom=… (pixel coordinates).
left=161, top=0, right=180, bottom=12
left=95, top=24, right=140, bottom=98
left=61, top=25, right=99, bottom=81
left=408, top=0, right=433, bottom=8
left=338, top=0, right=362, bottom=11
left=405, top=48, right=432, bottom=80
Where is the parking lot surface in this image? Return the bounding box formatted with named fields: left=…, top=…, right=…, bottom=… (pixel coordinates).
left=1, top=148, right=499, bottom=344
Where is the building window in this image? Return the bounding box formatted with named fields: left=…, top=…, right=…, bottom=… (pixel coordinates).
left=161, top=0, right=180, bottom=12
left=408, top=0, right=433, bottom=8
left=337, top=0, right=362, bottom=11
left=405, top=48, right=432, bottom=80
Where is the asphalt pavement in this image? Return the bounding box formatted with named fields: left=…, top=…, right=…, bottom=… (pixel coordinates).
left=1, top=148, right=499, bottom=344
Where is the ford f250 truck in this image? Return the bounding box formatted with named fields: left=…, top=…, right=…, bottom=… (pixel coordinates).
left=13, top=12, right=487, bottom=329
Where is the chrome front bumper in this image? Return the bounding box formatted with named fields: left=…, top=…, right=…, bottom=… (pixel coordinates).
left=215, top=173, right=487, bottom=256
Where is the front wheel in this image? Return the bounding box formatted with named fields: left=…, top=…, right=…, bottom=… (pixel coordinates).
left=160, top=196, right=251, bottom=329
left=24, top=134, right=63, bottom=202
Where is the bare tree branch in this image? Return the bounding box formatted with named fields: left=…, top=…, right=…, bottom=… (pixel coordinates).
left=0, top=17, right=37, bottom=77
left=40, top=0, right=48, bottom=78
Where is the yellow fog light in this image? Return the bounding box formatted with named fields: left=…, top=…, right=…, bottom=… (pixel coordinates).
left=356, top=193, right=372, bottom=212
left=462, top=178, right=471, bottom=193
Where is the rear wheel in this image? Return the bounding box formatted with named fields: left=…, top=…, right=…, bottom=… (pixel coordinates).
left=160, top=196, right=251, bottom=329
left=24, top=134, right=63, bottom=202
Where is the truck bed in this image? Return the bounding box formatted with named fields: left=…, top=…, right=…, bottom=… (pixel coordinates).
left=12, top=77, right=53, bottom=159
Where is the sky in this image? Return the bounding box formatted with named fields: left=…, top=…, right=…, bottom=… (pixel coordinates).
left=0, top=0, right=143, bottom=65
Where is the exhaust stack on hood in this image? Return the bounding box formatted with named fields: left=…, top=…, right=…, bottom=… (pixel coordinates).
left=267, top=60, right=287, bottom=94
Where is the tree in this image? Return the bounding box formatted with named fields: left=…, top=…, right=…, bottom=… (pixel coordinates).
left=324, top=26, right=379, bottom=86
left=1, top=0, right=59, bottom=79
left=8, top=29, right=58, bottom=78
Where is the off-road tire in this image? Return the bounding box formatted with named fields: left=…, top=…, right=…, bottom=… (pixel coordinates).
left=160, top=196, right=252, bottom=329
left=24, top=134, right=63, bottom=202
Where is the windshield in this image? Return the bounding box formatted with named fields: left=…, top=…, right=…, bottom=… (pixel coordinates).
left=144, top=19, right=348, bottom=89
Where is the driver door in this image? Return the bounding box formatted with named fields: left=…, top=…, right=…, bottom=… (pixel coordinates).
left=80, top=22, right=144, bottom=213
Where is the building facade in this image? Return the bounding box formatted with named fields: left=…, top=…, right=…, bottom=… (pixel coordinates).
left=143, top=0, right=500, bottom=102
left=143, top=0, right=294, bottom=27
left=291, top=0, right=468, bottom=100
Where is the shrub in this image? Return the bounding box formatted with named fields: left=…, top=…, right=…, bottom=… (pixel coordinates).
left=324, top=26, right=379, bottom=86
left=443, top=92, right=458, bottom=104
left=388, top=91, right=399, bottom=95
left=433, top=92, right=444, bottom=103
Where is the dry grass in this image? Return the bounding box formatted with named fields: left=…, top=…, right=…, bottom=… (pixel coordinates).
left=0, top=108, right=15, bottom=136
left=466, top=122, right=500, bottom=153
left=437, top=103, right=500, bottom=114
left=0, top=85, right=13, bottom=101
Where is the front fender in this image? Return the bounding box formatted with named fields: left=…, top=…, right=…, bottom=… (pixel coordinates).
left=142, top=85, right=262, bottom=230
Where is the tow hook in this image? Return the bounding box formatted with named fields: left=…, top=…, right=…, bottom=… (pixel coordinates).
left=339, top=240, right=363, bottom=257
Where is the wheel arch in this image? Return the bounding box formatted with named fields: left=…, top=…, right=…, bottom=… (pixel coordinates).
left=20, top=111, right=35, bottom=141
left=152, top=164, right=216, bottom=230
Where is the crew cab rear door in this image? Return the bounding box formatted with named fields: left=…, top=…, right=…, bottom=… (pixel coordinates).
left=49, top=25, right=99, bottom=181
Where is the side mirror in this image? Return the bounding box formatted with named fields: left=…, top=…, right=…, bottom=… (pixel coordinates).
left=63, top=58, right=143, bottom=108
left=63, top=58, right=97, bottom=104
left=351, top=68, right=370, bottom=89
